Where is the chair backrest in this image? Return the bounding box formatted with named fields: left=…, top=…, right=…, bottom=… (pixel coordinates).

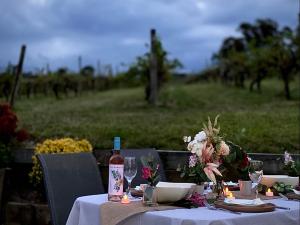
left=37, top=152, right=104, bottom=225
left=120, top=149, right=166, bottom=188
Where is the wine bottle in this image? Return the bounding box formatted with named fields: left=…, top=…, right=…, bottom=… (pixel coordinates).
left=108, top=137, right=124, bottom=201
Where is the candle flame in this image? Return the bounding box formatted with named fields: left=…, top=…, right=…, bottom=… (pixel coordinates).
left=225, top=187, right=229, bottom=192
left=267, top=188, right=271, bottom=192
left=123, top=195, right=128, bottom=200
left=228, top=192, right=233, bottom=197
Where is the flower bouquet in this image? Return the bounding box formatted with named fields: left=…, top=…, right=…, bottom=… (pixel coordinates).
left=283, top=151, right=300, bottom=177
left=181, top=115, right=230, bottom=184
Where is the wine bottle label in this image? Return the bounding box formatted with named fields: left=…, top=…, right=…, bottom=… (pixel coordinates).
left=108, top=164, right=124, bottom=195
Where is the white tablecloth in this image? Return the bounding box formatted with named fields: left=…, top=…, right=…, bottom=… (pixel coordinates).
left=66, top=194, right=299, bottom=225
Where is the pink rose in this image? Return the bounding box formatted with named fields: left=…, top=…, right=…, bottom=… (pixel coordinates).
left=142, top=167, right=151, bottom=180
left=220, top=141, right=230, bottom=156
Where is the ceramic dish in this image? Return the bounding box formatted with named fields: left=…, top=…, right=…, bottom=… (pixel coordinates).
left=156, top=182, right=196, bottom=203
left=261, top=175, right=299, bottom=187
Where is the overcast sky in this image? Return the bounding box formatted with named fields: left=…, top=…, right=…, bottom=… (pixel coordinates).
left=0, top=0, right=298, bottom=73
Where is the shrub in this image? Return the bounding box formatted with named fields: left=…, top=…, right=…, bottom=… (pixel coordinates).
left=0, top=103, right=29, bottom=167
left=29, top=138, right=92, bottom=185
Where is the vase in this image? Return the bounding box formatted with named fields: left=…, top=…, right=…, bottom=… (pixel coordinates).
left=143, top=185, right=157, bottom=206
left=193, top=184, right=205, bottom=195
left=213, top=180, right=224, bottom=199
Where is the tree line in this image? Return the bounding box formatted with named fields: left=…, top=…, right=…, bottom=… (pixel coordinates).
left=200, top=18, right=299, bottom=100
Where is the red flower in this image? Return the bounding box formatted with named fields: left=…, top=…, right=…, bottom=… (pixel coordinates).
left=240, top=153, right=249, bottom=169
left=142, top=167, right=151, bottom=180
left=16, top=129, right=29, bottom=142
left=0, top=103, right=12, bottom=116
left=0, top=103, right=29, bottom=144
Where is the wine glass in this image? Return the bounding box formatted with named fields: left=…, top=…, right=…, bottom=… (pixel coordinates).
left=124, top=157, right=137, bottom=199
left=248, top=160, right=263, bottom=199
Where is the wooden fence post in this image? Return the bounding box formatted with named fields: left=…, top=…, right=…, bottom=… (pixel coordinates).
left=149, top=29, right=158, bottom=105
left=78, top=56, right=82, bottom=73
left=9, top=45, right=26, bottom=107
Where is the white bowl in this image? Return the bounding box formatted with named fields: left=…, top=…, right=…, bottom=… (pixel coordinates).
left=261, top=175, right=299, bottom=187
left=156, top=182, right=196, bottom=203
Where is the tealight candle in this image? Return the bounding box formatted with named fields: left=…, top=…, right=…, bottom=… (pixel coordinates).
left=226, top=192, right=235, bottom=200
left=266, top=188, right=274, bottom=197
left=121, top=194, right=130, bottom=204
left=224, top=187, right=229, bottom=196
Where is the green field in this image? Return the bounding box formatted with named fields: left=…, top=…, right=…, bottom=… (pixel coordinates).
left=6, top=78, right=300, bottom=153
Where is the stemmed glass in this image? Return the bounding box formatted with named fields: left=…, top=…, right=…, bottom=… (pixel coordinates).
left=248, top=160, right=263, bottom=199
left=124, top=157, right=137, bottom=199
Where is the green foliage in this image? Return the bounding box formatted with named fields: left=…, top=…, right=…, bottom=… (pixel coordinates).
left=272, top=182, right=293, bottom=194
left=178, top=162, right=209, bottom=184
left=0, top=143, right=12, bottom=168
left=212, top=18, right=298, bottom=99
left=283, top=161, right=300, bottom=177
left=220, top=141, right=250, bottom=181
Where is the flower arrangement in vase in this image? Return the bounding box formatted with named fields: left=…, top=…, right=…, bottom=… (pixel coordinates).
left=180, top=116, right=230, bottom=186
left=141, top=154, right=160, bottom=187
left=141, top=154, right=160, bottom=205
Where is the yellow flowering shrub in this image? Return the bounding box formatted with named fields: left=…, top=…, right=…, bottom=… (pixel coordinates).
left=29, top=138, right=92, bottom=185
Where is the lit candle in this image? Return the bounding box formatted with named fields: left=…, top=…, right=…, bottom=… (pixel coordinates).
left=224, top=187, right=229, bottom=196
left=121, top=194, right=130, bottom=204
left=226, top=192, right=235, bottom=200
left=266, top=188, right=274, bottom=197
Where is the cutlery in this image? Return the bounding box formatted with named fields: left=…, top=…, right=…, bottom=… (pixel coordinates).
left=278, top=193, right=289, bottom=201
left=203, top=200, right=241, bottom=214
left=275, top=206, right=290, bottom=210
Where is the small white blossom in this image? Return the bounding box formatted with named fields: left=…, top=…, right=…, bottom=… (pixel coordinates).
left=183, top=136, right=191, bottom=143
left=284, top=151, right=294, bottom=165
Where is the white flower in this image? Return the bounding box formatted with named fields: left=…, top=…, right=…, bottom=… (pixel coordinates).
left=194, top=143, right=204, bottom=158
left=183, top=136, right=191, bottom=143
left=187, top=140, right=197, bottom=152
left=187, top=140, right=203, bottom=157
left=194, top=131, right=207, bottom=142
left=284, top=151, right=294, bottom=165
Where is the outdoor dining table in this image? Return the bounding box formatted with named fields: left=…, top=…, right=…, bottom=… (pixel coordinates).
left=66, top=194, right=299, bottom=225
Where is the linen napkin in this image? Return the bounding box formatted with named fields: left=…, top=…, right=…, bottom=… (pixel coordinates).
left=232, top=191, right=279, bottom=200
left=224, top=198, right=265, bottom=206
left=100, top=201, right=180, bottom=225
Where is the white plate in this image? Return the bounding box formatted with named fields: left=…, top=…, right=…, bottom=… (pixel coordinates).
left=224, top=181, right=238, bottom=186
left=261, top=175, right=299, bottom=187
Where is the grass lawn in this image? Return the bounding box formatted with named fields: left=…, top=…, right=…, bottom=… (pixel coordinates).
left=5, top=78, right=300, bottom=153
